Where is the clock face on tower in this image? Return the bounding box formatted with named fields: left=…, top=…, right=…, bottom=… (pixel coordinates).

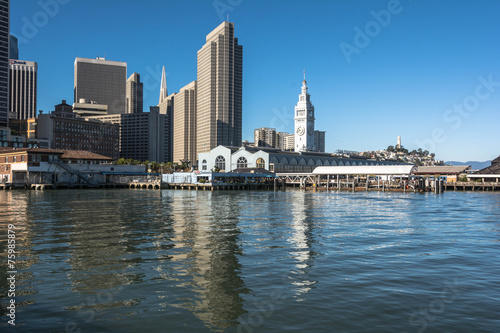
left=297, top=126, right=305, bottom=136
left=308, top=125, right=314, bottom=136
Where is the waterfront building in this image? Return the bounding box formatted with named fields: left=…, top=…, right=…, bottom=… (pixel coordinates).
left=126, top=73, right=143, bottom=114
left=413, top=165, right=471, bottom=182
left=9, top=35, right=17, bottom=60
left=254, top=127, right=276, bottom=148
left=173, top=81, right=197, bottom=165
left=9, top=59, right=37, bottom=120
left=467, top=156, right=500, bottom=182
left=74, top=57, right=127, bottom=114
left=199, top=145, right=407, bottom=173
left=196, top=21, right=242, bottom=156
left=37, top=100, right=120, bottom=159
left=0, top=0, right=9, bottom=127
left=0, top=147, right=144, bottom=186
left=89, top=107, right=171, bottom=162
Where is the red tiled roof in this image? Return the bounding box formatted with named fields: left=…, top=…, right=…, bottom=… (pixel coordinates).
left=0, top=147, right=112, bottom=160
left=61, top=150, right=113, bottom=161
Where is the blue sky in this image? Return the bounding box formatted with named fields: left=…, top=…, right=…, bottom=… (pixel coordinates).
left=10, top=0, right=500, bottom=162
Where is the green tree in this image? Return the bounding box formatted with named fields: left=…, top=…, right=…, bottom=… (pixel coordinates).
left=387, top=145, right=395, bottom=152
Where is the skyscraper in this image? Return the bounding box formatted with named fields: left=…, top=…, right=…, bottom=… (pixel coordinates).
left=157, top=66, right=173, bottom=162
left=9, top=60, right=37, bottom=120
left=74, top=57, right=127, bottom=114
left=126, top=73, right=143, bottom=113
left=173, top=81, right=197, bottom=165
left=294, top=73, right=315, bottom=152
left=9, top=35, right=17, bottom=60
left=196, top=21, right=242, bottom=156
left=0, top=0, right=9, bottom=127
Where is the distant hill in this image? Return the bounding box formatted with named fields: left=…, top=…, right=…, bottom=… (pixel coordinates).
left=445, top=160, right=491, bottom=170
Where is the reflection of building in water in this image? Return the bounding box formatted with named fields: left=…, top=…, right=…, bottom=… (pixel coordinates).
left=166, top=191, right=247, bottom=331
left=65, top=195, right=139, bottom=296
left=288, top=192, right=318, bottom=300
left=0, top=191, right=38, bottom=303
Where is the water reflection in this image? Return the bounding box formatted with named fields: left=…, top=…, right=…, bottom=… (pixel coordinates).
left=166, top=191, right=248, bottom=331
left=288, top=192, right=318, bottom=301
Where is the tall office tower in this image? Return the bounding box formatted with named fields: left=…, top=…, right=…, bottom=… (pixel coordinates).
left=254, top=127, right=276, bottom=148
left=9, top=60, right=37, bottom=120
left=196, top=21, right=242, bottom=156
left=294, top=73, right=315, bottom=152
left=173, top=81, right=197, bottom=165
left=0, top=0, right=9, bottom=127
left=313, top=130, right=326, bottom=153
left=9, top=35, right=17, bottom=60
left=157, top=66, right=173, bottom=162
left=126, top=73, right=143, bottom=113
left=74, top=57, right=127, bottom=114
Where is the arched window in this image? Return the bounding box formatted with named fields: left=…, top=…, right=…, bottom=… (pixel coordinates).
left=316, top=159, right=323, bottom=166
left=338, top=161, right=344, bottom=166
left=270, top=156, right=279, bottom=164
left=299, top=158, right=307, bottom=165
left=215, top=155, right=225, bottom=170
left=280, top=157, right=288, bottom=164
left=345, top=161, right=351, bottom=166
left=237, top=157, right=248, bottom=168
left=202, top=159, right=207, bottom=171
left=256, top=158, right=265, bottom=169
left=323, top=160, right=330, bottom=166
left=308, top=159, right=315, bottom=166
left=290, top=158, right=298, bottom=165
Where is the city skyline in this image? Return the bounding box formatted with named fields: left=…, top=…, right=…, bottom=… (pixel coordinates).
left=9, top=0, right=500, bottom=161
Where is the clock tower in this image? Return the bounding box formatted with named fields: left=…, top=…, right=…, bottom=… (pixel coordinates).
left=294, top=71, right=315, bottom=152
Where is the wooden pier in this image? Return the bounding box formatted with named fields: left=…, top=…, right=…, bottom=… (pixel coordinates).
left=444, top=181, right=499, bottom=192
left=161, top=182, right=275, bottom=191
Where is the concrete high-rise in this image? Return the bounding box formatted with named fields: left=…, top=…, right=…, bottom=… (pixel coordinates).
left=126, top=73, right=143, bottom=114
left=173, top=81, right=197, bottom=165
left=196, top=21, right=242, bottom=156
left=9, top=60, right=37, bottom=120
left=313, top=130, right=325, bottom=153
left=254, top=127, right=276, bottom=148
left=74, top=57, right=127, bottom=114
left=0, top=0, right=9, bottom=127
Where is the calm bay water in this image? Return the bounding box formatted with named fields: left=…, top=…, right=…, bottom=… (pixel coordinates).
left=0, top=189, right=499, bottom=332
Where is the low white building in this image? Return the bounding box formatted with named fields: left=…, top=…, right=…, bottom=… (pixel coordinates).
left=198, top=145, right=410, bottom=173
